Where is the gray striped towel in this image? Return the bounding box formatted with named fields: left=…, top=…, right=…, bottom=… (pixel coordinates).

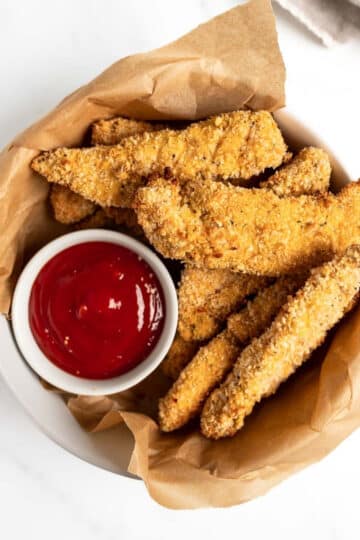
left=275, top=0, right=360, bottom=46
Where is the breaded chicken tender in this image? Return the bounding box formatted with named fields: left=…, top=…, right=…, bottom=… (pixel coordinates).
left=158, top=275, right=304, bottom=432
left=75, top=207, right=143, bottom=239
left=260, top=147, right=331, bottom=197
left=31, top=111, right=287, bottom=208
left=159, top=330, right=240, bottom=432
left=178, top=267, right=268, bottom=342
left=91, top=117, right=165, bottom=145
left=161, top=334, right=200, bottom=380
left=50, top=117, right=163, bottom=224
left=135, top=178, right=360, bottom=276
left=201, top=245, right=360, bottom=439
left=49, top=185, right=97, bottom=224
left=227, top=274, right=306, bottom=342
left=103, top=207, right=143, bottom=237
left=75, top=208, right=112, bottom=229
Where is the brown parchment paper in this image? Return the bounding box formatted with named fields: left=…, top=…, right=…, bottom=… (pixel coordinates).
left=3, top=0, right=360, bottom=509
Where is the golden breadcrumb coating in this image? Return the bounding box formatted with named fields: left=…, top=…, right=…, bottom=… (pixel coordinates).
left=175, top=150, right=326, bottom=344
left=31, top=111, right=287, bottom=208
left=75, top=208, right=112, bottom=229
left=103, top=207, right=143, bottom=237
left=91, top=117, right=165, bottom=145
left=227, top=275, right=306, bottom=342
left=178, top=267, right=268, bottom=342
left=161, top=334, right=200, bottom=380
left=135, top=178, right=360, bottom=276
left=75, top=207, right=143, bottom=239
left=165, top=275, right=304, bottom=404
left=50, top=117, right=162, bottom=224
left=200, top=245, right=360, bottom=439
left=260, top=147, right=331, bottom=197
left=159, top=330, right=240, bottom=432
left=49, top=185, right=97, bottom=224
left=158, top=275, right=304, bottom=432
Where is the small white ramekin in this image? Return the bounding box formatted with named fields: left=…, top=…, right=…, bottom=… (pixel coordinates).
left=11, top=229, right=178, bottom=395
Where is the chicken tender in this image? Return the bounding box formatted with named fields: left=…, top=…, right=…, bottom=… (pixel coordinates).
left=201, top=245, right=360, bottom=439
left=161, top=334, right=200, bottom=380
left=75, top=207, right=143, bottom=239
left=178, top=267, right=268, bottom=342
left=227, top=274, right=306, bottom=342
left=260, top=146, right=331, bottom=197
left=49, top=185, right=97, bottom=224
left=91, top=117, right=165, bottom=145
left=158, top=275, right=304, bottom=432
left=75, top=208, right=112, bottom=229
left=135, top=177, right=360, bottom=276
left=103, top=207, right=143, bottom=237
left=31, top=111, right=287, bottom=208
left=159, top=330, right=240, bottom=432
left=50, top=117, right=163, bottom=224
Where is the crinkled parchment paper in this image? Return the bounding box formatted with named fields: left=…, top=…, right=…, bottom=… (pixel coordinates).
left=2, top=0, right=359, bottom=509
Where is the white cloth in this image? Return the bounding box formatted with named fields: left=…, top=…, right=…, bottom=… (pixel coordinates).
left=275, top=0, right=360, bottom=46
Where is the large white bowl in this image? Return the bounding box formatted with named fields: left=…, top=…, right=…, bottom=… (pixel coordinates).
left=0, top=110, right=352, bottom=478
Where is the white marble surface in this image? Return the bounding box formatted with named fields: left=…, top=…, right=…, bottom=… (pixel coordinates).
left=1, top=1, right=360, bottom=538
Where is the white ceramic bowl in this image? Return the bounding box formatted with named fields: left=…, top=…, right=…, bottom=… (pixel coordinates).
left=0, top=110, right=352, bottom=477
left=11, top=229, right=178, bottom=396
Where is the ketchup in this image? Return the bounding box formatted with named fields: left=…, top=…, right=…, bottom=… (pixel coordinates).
left=29, top=242, right=165, bottom=379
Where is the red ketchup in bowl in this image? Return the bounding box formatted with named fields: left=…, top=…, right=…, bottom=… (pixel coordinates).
left=29, top=242, right=165, bottom=379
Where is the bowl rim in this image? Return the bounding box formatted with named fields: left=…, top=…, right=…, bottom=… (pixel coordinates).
left=11, top=229, right=178, bottom=395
